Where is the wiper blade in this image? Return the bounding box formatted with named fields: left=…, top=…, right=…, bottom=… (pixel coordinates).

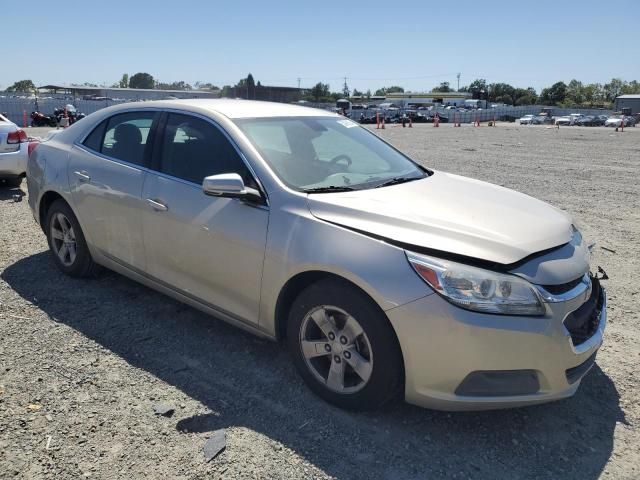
left=374, top=176, right=420, bottom=188
left=303, top=185, right=356, bottom=193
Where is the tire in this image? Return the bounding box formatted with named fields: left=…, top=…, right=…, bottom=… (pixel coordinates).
left=45, top=199, right=100, bottom=278
left=287, top=278, right=403, bottom=411
left=0, top=177, right=22, bottom=188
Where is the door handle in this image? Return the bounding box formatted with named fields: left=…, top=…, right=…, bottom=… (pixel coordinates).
left=146, top=198, right=168, bottom=211
left=74, top=170, right=91, bottom=182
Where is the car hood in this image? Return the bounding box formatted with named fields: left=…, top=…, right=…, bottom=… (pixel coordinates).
left=307, top=171, right=574, bottom=265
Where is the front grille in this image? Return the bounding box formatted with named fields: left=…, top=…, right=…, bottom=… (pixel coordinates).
left=564, top=277, right=603, bottom=346
left=542, top=276, right=584, bottom=295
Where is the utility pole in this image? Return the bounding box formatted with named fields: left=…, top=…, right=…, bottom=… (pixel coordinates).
left=297, top=77, right=301, bottom=89
left=342, top=76, right=349, bottom=98
left=457, top=73, right=461, bottom=92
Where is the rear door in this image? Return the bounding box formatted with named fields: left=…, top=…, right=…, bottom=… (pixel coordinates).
left=68, top=111, right=159, bottom=270
left=140, top=112, right=269, bottom=324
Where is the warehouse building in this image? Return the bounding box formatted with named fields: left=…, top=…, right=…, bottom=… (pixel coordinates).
left=37, top=85, right=219, bottom=101
left=614, top=94, right=640, bottom=114
left=384, top=91, right=472, bottom=107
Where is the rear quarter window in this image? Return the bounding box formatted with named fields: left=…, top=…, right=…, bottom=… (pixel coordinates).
left=82, top=120, right=107, bottom=152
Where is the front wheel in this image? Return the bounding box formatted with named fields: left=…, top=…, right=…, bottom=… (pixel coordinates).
left=287, top=278, right=403, bottom=410
left=45, top=199, right=99, bottom=277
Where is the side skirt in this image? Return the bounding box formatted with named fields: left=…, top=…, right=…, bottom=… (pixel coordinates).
left=95, top=251, right=277, bottom=342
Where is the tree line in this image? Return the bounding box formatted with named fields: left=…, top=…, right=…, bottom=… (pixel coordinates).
left=4, top=74, right=640, bottom=107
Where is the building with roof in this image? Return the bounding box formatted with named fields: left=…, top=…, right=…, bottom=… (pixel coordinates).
left=38, top=84, right=219, bottom=101
left=614, top=94, right=640, bottom=114
left=225, top=85, right=303, bottom=103
left=384, top=91, right=472, bottom=107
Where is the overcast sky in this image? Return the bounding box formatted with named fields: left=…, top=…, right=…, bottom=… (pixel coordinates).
left=3, top=0, right=639, bottom=93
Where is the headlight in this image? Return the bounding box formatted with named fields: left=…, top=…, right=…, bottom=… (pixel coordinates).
left=406, top=252, right=545, bottom=316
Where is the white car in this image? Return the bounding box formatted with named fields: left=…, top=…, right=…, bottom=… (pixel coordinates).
left=555, top=113, right=583, bottom=126
left=519, top=114, right=534, bottom=125
left=0, top=114, right=29, bottom=187
left=604, top=116, right=635, bottom=128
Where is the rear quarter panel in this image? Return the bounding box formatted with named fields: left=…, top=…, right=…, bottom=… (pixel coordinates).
left=27, top=140, right=74, bottom=226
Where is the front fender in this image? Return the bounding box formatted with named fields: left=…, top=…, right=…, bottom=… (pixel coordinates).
left=258, top=195, right=432, bottom=335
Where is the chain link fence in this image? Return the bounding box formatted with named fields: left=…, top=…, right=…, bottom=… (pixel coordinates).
left=0, top=92, right=615, bottom=127
left=0, top=93, right=132, bottom=126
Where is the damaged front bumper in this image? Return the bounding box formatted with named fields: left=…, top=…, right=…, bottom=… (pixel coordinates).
left=388, top=275, right=606, bottom=411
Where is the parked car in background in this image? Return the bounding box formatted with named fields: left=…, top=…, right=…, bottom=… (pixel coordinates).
left=28, top=99, right=606, bottom=412
left=532, top=114, right=554, bottom=125
left=575, top=115, right=607, bottom=127
left=0, top=113, right=29, bottom=187
left=605, top=115, right=636, bottom=127
left=555, top=113, right=584, bottom=126
left=519, top=114, right=534, bottom=125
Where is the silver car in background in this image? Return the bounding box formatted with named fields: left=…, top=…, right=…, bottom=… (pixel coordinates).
left=27, top=100, right=606, bottom=411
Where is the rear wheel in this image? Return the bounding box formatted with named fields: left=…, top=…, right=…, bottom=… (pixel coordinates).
left=287, top=278, right=403, bottom=410
left=45, top=199, right=99, bottom=277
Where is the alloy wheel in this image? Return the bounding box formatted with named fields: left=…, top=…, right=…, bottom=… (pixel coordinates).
left=50, top=212, right=77, bottom=267
left=299, top=305, right=373, bottom=393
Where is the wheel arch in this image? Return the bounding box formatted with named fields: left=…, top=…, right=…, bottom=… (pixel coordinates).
left=39, top=190, right=67, bottom=230
left=276, top=270, right=407, bottom=403
left=274, top=270, right=403, bottom=355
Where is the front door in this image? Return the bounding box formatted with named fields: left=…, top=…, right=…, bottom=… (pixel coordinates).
left=141, top=113, right=269, bottom=325
left=68, top=111, right=158, bottom=270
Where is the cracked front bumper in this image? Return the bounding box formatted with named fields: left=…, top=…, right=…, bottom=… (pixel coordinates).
left=387, top=283, right=606, bottom=411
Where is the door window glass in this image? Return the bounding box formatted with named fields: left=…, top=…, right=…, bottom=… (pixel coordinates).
left=101, top=112, right=156, bottom=166
left=160, top=114, right=253, bottom=186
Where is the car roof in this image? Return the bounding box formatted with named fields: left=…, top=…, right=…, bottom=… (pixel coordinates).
left=116, top=99, right=338, bottom=119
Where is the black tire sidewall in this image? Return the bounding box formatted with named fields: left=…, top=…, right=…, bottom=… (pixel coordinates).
left=45, top=200, right=96, bottom=277
left=287, top=278, right=403, bottom=411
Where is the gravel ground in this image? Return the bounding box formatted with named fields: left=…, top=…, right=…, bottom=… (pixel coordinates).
left=1, top=124, right=638, bottom=479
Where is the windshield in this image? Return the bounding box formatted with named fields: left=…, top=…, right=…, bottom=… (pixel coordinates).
left=234, top=116, right=427, bottom=191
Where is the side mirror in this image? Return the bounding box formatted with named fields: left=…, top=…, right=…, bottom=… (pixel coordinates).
left=202, top=173, right=262, bottom=203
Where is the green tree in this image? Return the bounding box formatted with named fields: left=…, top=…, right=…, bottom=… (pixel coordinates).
left=128, top=72, right=155, bottom=89
left=565, top=79, right=584, bottom=105
left=194, top=82, right=219, bottom=90
left=156, top=80, right=193, bottom=91
left=582, top=83, right=604, bottom=106
left=621, top=80, right=640, bottom=94
left=7, top=79, right=36, bottom=92
left=466, top=78, right=487, bottom=100
left=374, top=86, right=404, bottom=96
left=513, top=87, right=537, bottom=106
left=308, top=82, right=330, bottom=102
left=539, top=81, right=567, bottom=105
left=235, top=74, right=256, bottom=99
left=220, top=85, right=233, bottom=97
left=603, top=78, right=624, bottom=102
left=352, top=88, right=363, bottom=97
left=246, top=73, right=256, bottom=99
left=488, top=83, right=516, bottom=104
left=118, top=74, right=129, bottom=88
left=432, top=81, right=452, bottom=93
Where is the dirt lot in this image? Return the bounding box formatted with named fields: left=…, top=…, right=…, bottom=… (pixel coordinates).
left=1, top=124, right=639, bottom=479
